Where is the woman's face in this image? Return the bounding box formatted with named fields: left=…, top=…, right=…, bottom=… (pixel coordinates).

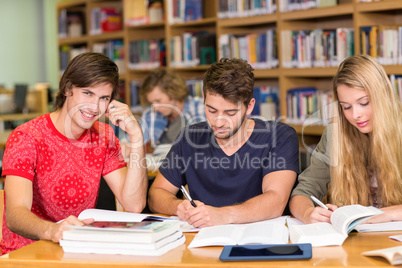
left=337, top=84, right=373, bottom=134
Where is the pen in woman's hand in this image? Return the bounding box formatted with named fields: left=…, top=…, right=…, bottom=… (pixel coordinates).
left=311, top=196, right=329, bottom=210
left=180, top=185, right=197, bottom=207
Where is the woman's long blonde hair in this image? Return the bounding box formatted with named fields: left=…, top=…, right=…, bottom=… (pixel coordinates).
left=330, top=55, right=402, bottom=207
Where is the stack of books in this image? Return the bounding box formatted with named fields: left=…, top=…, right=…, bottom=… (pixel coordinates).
left=60, top=209, right=185, bottom=256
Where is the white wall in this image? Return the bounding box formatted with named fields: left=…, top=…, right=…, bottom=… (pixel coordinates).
left=0, top=0, right=58, bottom=89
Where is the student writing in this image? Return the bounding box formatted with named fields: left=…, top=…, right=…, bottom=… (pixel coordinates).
left=290, top=55, right=402, bottom=224
left=148, top=58, right=299, bottom=228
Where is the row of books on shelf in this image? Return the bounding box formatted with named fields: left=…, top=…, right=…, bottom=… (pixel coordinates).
left=279, top=0, right=336, bottom=12
left=281, top=28, right=354, bottom=68
left=92, top=39, right=125, bottom=73
left=186, top=79, right=203, bottom=98
left=59, top=6, right=123, bottom=38
left=219, top=30, right=278, bottom=70
left=170, top=32, right=216, bottom=67
left=59, top=44, right=125, bottom=75
left=125, top=0, right=164, bottom=26
left=361, top=25, right=402, bottom=66
left=286, top=87, right=332, bottom=125
left=90, top=7, right=122, bottom=35
left=390, top=74, right=402, bottom=103
left=252, top=86, right=279, bottom=120
left=167, top=0, right=203, bottom=24
left=218, top=0, right=277, bottom=18
left=59, top=45, right=88, bottom=74
left=128, top=39, right=166, bottom=70
left=58, top=9, right=85, bottom=38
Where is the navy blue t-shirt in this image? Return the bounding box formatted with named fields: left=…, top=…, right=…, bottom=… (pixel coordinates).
left=158, top=119, right=299, bottom=207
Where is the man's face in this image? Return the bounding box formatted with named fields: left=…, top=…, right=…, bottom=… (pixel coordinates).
left=146, top=86, right=180, bottom=118
left=64, top=83, right=112, bottom=136
left=204, top=92, right=254, bottom=140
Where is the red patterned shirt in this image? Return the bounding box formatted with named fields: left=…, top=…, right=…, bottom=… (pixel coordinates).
left=1, top=114, right=126, bottom=254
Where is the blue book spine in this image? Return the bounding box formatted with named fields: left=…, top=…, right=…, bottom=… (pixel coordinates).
left=185, top=0, right=203, bottom=22
left=259, top=33, right=267, bottom=63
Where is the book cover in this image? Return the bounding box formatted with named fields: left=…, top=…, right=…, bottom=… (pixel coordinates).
left=100, top=7, right=122, bottom=32
left=184, top=0, right=203, bottom=22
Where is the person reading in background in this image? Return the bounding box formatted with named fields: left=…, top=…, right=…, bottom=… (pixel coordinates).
left=290, top=54, right=402, bottom=224
left=138, top=69, right=205, bottom=150
left=148, top=58, right=299, bottom=228
left=1, top=52, right=148, bottom=254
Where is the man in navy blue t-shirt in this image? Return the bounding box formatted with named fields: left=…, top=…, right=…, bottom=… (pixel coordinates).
left=148, top=58, right=299, bottom=228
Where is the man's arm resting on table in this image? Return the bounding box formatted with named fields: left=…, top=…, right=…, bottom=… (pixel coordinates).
left=5, top=176, right=91, bottom=243
left=148, top=170, right=297, bottom=227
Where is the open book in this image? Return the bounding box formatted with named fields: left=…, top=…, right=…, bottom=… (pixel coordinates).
left=289, top=205, right=383, bottom=247
left=362, top=246, right=402, bottom=265
left=188, top=217, right=289, bottom=248
left=75, top=208, right=196, bottom=232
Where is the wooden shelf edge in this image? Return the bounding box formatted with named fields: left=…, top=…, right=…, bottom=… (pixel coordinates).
left=254, top=69, right=280, bottom=78
left=218, top=13, right=278, bottom=27
left=289, top=123, right=325, bottom=136
left=58, top=35, right=89, bottom=46
left=89, top=31, right=124, bottom=41
left=170, top=65, right=212, bottom=71
left=0, top=113, right=43, bottom=121
left=280, top=3, right=354, bottom=21
left=57, top=0, right=87, bottom=9
left=357, top=0, right=402, bottom=12
left=282, top=67, right=338, bottom=77
left=169, top=17, right=217, bottom=28
left=125, top=22, right=165, bottom=30
left=383, top=65, right=402, bottom=75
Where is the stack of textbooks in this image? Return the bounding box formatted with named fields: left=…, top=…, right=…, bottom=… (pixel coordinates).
left=60, top=209, right=185, bottom=256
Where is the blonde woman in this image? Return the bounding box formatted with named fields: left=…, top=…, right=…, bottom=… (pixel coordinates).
left=290, top=54, right=402, bottom=224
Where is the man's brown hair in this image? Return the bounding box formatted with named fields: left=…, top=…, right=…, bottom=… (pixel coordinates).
left=203, top=58, right=255, bottom=106
left=139, top=68, right=189, bottom=107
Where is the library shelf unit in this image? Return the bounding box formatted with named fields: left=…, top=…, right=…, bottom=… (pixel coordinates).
left=56, top=0, right=402, bottom=141
left=0, top=87, right=48, bottom=147
left=57, top=0, right=125, bottom=74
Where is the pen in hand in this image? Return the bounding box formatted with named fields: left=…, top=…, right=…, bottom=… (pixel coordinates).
left=180, top=185, right=197, bottom=208
left=311, top=196, right=329, bottom=210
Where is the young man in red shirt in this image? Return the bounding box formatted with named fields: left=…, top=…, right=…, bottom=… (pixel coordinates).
left=1, top=52, right=147, bottom=254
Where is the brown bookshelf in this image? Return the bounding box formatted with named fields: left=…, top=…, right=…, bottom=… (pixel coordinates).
left=56, top=0, right=402, bottom=139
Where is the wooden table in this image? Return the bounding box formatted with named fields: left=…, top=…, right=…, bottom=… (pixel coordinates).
left=2, top=231, right=402, bottom=267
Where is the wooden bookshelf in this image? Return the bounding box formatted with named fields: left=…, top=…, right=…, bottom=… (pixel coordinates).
left=0, top=87, right=48, bottom=147
left=56, top=0, right=402, bottom=139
